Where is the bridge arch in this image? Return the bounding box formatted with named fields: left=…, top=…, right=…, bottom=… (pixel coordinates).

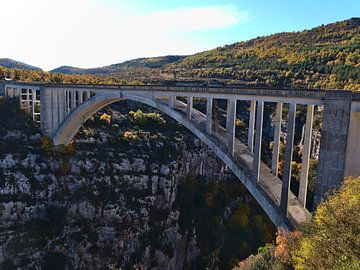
left=52, top=91, right=293, bottom=229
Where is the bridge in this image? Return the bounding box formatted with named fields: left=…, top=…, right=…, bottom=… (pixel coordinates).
left=2, top=80, right=360, bottom=229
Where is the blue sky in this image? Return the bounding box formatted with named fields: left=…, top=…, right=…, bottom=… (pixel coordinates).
left=0, top=0, right=358, bottom=70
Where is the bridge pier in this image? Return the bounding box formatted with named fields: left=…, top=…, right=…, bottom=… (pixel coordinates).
left=281, top=103, right=297, bottom=215
left=298, top=104, right=314, bottom=207
left=253, top=101, right=264, bottom=182
left=187, top=96, right=193, bottom=120
left=315, top=92, right=352, bottom=207
left=272, top=102, right=283, bottom=176
left=206, top=97, right=213, bottom=135
left=168, top=96, right=176, bottom=108
left=248, top=100, right=256, bottom=153
left=226, top=98, right=236, bottom=156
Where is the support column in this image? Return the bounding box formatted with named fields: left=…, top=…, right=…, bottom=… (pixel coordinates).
left=40, top=87, right=53, bottom=136
left=252, top=101, right=264, bottom=182
left=71, top=90, right=76, bottom=109
left=79, top=90, right=83, bottom=104
left=187, top=96, right=193, bottom=120
left=280, top=103, right=296, bottom=215
left=66, top=91, right=70, bottom=113
left=168, top=96, right=176, bottom=108
left=272, top=102, right=283, bottom=176
left=58, top=91, right=66, bottom=125
left=52, top=90, right=59, bottom=133
left=248, top=100, right=256, bottom=153
left=226, top=98, right=237, bottom=156
left=31, top=89, right=36, bottom=121
left=315, top=92, right=351, bottom=207
left=298, top=104, right=314, bottom=207
left=206, top=97, right=213, bottom=135
left=86, top=91, right=91, bottom=100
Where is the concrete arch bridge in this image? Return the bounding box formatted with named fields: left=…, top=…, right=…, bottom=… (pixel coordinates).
left=2, top=81, right=360, bottom=229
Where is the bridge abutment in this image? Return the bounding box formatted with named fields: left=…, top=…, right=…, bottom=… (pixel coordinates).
left=314, top=92, right=352, bottom=207
left=345, top=102, right=360, bottom=177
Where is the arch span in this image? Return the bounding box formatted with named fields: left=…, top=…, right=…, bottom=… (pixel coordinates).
left=52, top=91, right=293, bottom=229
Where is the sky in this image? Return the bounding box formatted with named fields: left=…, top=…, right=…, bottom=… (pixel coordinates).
left=0, top=0, right=359, bottom=71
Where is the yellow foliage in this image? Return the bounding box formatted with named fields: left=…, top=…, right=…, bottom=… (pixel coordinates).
left=100, top=113, right=111, bottom=124
left=293, top=177, right=360, bottom=270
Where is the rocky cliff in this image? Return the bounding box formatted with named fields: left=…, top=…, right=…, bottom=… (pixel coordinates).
left=0, top=98, right=275, bottom=269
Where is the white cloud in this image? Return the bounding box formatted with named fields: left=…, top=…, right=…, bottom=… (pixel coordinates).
left=0, top=0, right=249, bottom=70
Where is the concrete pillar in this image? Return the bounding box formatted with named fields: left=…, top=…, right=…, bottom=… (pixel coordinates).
left=31, top=89, right=36, bottom=121
left=58, top=90, right=66, bottom=124
left=40, top=87, right=53, bottom=136
left=298, top=104, right=314, bottom=207
left=52, top=90, right=59, bottom=132
left=79, top=90, right=84, bottom=104
left=226, top=98, right=237, bottom=156
left=66, top=91, right=70, bottom=113
left=248, top=100, right=256, bottom=153
left=280, top=103, right=296, bottom=215
left=206, top=97, right=213, bottom=135
left=252, top=101, right=264, bottom=182
left=168, top=96, right=176, bottom=108
left=271, top=102, right=283, bottom=176
left=71, top=90, right=76, bottom=109
left=86, top=91, right=91, bottom=100
left=315, top=92, right=352, bottom=207
left=187, top=96, right=193, bottom=120
left=345, top=102, right=360, bottom=177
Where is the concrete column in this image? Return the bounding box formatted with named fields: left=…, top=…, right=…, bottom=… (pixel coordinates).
left=280, top=103, right=296, bottom=215
left=315, top=92, right=352, bottom=207
left=40, top=87, right=53, bottom=136
left=71, top=90, right=76, bottom=109
left=79, top=90, right=84, bottom=104
left=168, top=96, right=176, bottom=108
left=252, top=101, right=264, bottom=182
left=248, top=100, right=256, bottom=153
left=58, top=90, right=66, bottom=125
left=31, top=89, right=36, bottom=121
left=66, top=91, right=70, bottom=113
left=86, top=91, right=91, bottom=100
left=345, top=102, right=360, bottom=177
left=272, top=102, right=283, bottom=176
left=206, top=97, right=213, bottom=135
left=52, top=90, right=59, bottom=133
left=226, top=98, right=237, bottom=156
left=298, top=104, right=314, bottom=207
left=187, top=96, right=193, bottom=120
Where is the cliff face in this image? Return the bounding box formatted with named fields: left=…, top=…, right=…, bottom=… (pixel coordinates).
left=0, top=98, right=275, bottom=269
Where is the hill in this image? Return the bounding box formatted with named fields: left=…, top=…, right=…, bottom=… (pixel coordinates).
left=0, top=58, right=42, bottom=71
left=51, top=55, right=186, bottom=75
left=167, top=17, right=360, bottom=89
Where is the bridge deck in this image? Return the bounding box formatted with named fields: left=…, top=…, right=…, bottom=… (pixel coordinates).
left=159, top=97, right=312, bottom=226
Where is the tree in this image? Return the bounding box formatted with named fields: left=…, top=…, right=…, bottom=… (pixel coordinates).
left=293, top=177, right=360, bottom=270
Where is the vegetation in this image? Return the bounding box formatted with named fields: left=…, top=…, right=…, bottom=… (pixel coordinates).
left=175, top=176, right=276, bottom=269
left=234, top=177, right=360, bottom=270
left=169, top=18, right=360, bottom=90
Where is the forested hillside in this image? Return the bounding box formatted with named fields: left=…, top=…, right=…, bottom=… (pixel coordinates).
left=0, top=58, right=42, bottom=71
left=0, top=18, right=359, bottom=90
left=168, top=17, right=360, bottom=90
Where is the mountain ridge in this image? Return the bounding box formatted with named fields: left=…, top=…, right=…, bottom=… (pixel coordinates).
left=0, top=58, right=42, bottom=71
